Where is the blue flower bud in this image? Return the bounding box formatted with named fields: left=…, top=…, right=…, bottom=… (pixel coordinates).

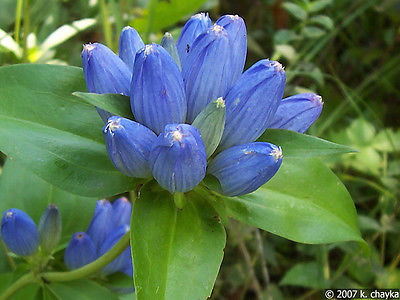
left=216, top=14, right=247, bottom=85
left=38, top=204, right=62, bottom=254
left=82, top=43, right=132, bottom=122
left=208, top=142, right=283, bottom=196
left=149, top=124, right=207, bottom=193
left=112, top=197, right=132, bottom=227
left=119, top=26, right=145, bottom=71
left=1, top=209, right=39, bottom=256
left=64, top=232, right=97, bottom=270
left=103, top=116, right=157, bottom=178
left=268, top=93, right=323, bottom=133
left=99, top=224, right=132, bottom=275
left=219, top=59, right=286, bottom=150
left=182, top=24, right=235, bottom=123
left=176, top=12, right=212, bottom=68
left=130, top=44, right=187, bottom=134
left=161, top=32, right=181, bottom=69
left=86, top=200, right=113, bottom=249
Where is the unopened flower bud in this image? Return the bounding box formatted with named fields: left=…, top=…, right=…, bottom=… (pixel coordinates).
left=268, top=93, right=323, bottom=133
left=161, top=32, right=181, bottom=69
left=219, top=59, right=286, bottom=150
left=130, top=44, right=187, bottom=134
left=103, top=116, right=157, bottom=178
left=86, top=200, right=113, bottom=249
left=1, top=208, right=39, bottom=256
left=208, top=142, right=283, bottom=196
left=64, top=232, right=97, bottom=270
left=149, top=124, right=207, bottom=193
left=112, top=197, right=132, bottom=227
left=119, top=26, right=145, bottom=70
left=38, top=204, right=62, bottom=254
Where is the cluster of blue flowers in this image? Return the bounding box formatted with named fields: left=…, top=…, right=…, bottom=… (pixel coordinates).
left=64, top=197, right=133, bottom=277
left=82, top=13, right=323, bottom=196
left=1, top=204, right=61, bottom=257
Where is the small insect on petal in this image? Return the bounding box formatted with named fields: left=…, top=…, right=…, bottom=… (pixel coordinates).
left=208, top=142, right=283, bottom=196
left=103, top=116, right=157, bottom=178
left=149, top=124, right=207, bottom=193
left=64, top=232, right=97, bottom=270
left=268, top=93, right=324, bottom=133
left=1, top=208, right=39, bottom=256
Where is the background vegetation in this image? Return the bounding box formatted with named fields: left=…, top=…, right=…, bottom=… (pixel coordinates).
left=0, top=0, right=399, bottom=299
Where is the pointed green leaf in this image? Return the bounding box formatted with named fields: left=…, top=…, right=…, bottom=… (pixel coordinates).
left=258, top=129, right=356, bottom=157
left=73, top=92, right=134, bottom=120
left=132, top=185, right=226, bottom=300
left=221, top=157, right=364, bottom=244
left=0, top=64, right=136, bottom=197
left=192, top=98, right=226, bottom=158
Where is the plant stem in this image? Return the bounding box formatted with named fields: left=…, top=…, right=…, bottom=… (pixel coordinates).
left=14, top=0, right=24, bottom=45
left=99, top=0, right=113, bottom=49
left=22, top=0, right=30, bottom=62
left=0, top=232, right=130, bottom=299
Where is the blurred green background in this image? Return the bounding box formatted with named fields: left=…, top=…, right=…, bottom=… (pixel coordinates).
left=0, top=0, right=399, bottom=298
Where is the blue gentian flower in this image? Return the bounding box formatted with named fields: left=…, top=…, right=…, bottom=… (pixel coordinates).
left=38, top=204, right=62, bottom=255
left=103, top=116, right=157, bottom=178
left=1, top=208, right=39, bottom=256
left=82, top=12, right=324, bottom=197
left=112, top=197, right=132, bottom=227
left=64, top=232, right=97, bottom=270
left=119, top=26, right=145, bottom=70
left=86, top=199, right=113, bottom=249
left=208, top=143, right=283, bottom=196
left=268, top=93, right=324, bottom=133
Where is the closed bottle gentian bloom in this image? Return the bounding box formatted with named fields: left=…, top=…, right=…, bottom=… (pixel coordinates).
left=176, top=12, right=212, bottom=68
left=99, top=224, right=132, bottom=275
left=149, top=124, right=207, bottom=193
left=1, top=208, right=39, bottom=256
left=112, top=197, right=132, bottom=227
left=161, top=32, right=181, bottom=69
left=119, top=26, right=145, bottom=70
left=86, top=200, right=113, bottom=249
left=216, top=15, right=247, bottom=85
left=182, top=24, right=235, bottom=123
left=219, top=59, right=286, bottom=150
left=208, top=142, right=283, bottom=196
left=130, top=44, right=187, bottom=134
left=81, top=43, right=131, bottom=122
left=64, top=232, right=97, bottom=270
left=38, top=204, right=62, bottom=254
left=268, top=93, right=323, bottom=133
left=103, top=116, right=157, bottom=178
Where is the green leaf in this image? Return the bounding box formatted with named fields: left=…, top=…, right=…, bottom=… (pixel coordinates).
left=192, top=98, right=226, bottom=158
left=73, top=92, right=134, bottom=120
left=309, top=15, right=334, bottom=30
left=303, top=26, right=326, bottom=39
left=0, top=159, right=95, bottom=248
left=46, top=280, right=118, bottom=299
left=258, top=129, right=356, bottom=157
left=221, top=157, right=364, bottom=244
left=280, top=262, right=328, bottom=288
left=282, top=2, right=307, bottom=20
left=308, top=0, right=333, bottom=13
left=132, top=0, right=207, bottom=34
left=0, top=64, right=136, bottom=197
left=132, top=184, right=226, bottom=300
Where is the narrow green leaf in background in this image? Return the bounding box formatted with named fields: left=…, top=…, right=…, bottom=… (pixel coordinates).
left=46, top=280, right=119, bottom=300
left=282, top=2, right=307, bottom=20
left=258, top=129, right=356, bottom=158
left=0, top=64, right=136, bottom=197
left=132, top=184, right=226, bottom=300
left=221, top=157, right=364, bottom=244
left=73, top=92, right=134, bottom=120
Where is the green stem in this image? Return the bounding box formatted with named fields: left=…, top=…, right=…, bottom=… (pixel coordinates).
left=99, top=0, right=113, bottom=49
left=22, top=0, right=30, bottom=62
left=0, top=272, right=36, bottom=300
left=0, top=232, right=130, bottom=299
left=14, top=0, right=23, bottom=45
